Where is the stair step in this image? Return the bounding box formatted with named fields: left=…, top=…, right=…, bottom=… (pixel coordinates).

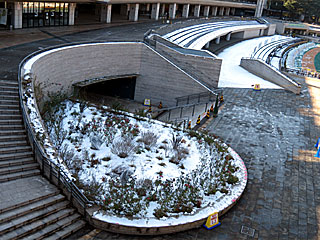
left=0, top=135, right=27, bottom=143
left=0, top=90, right=18, bottom=96
left=0, top=109, right=21, bottom=115
left=1, top=209, right=76, bottom=239
left=0, top=184, right=60, bottom=215
left=0, top=104, right=19, bottom=110
left=0, top=114, right=22, bottom=120
left=0, top=129, right=26, bottom=136
left=0, top=199, right=68, bottom=235
left=0, top=94, right=19, bottom=100
left=0, top=87, right=18, bottom=93
left=0, top=119, right=22, bottom=126
left=23, top=213, right=81, bottom=240
left=0, top=80, right=19, bottom=87
left=0, top=163, right=38, bottom=176
left=0, top=194, right=66, bottom=225
left=0, top=151, right=33, bottom=161
left=45, top=220, right=86, bottom=240
left=0, top=99, right=20, bottom=105
left=0, top=140, right=29, bottom=149
left=0, top=157, right=35, bottom=168
left=0, top=124, right=24, bottom=131
left=0, top=145, right=32, bottom=154
left=0, top=169, right=40, bottom=183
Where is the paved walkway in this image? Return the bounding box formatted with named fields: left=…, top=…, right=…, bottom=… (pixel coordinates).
left=1, top=20, right=320, bottom=239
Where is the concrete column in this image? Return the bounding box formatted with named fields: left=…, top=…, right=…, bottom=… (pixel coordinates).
left=13, top=2, right=22, bottom=29
left=212, top=6, right=218, bottom=16
left=194, top=5, right=200, bottom=17
left=129, top=3, right=139, bottom=21
left=182, top=4, right=190, bottom=18
left=169, top=3, right=176, bottom=19
left=106, top=4, right=112, bottom=23
left=255, top=0, right=266, bottom=17
left=204, top=6, right=210, bottom=17
left=161, top=4, right=165, bottom=16
left=99, top=4, right=107, bottom=22
left=219, top=7, right=224, bottom=16
left=225, top=7, right=230, bottom=16
left=146, top=4, right=150, bottom=12
left=231, top=7, right=236, bottom=15
left=151, top=3, right=160, bottom=20
left=68, top=3, right=76, bottom=25
left=226, top=33, right=231, bottom=41
left=215, top=37, right=220, bottom=44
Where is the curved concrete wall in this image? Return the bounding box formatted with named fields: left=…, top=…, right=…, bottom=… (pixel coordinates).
left=26, top=42, right=218, bottom=111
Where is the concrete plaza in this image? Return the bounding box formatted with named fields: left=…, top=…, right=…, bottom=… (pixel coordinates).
left=1, top=20, right=320, bottom=239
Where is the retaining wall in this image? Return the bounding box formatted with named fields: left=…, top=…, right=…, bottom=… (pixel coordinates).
left=28, top=42, right=215, bottom=110
left=240, top=58, right=301, bottom=94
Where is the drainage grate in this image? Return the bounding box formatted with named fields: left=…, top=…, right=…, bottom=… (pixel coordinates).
left=241, top=225, right=255, bottom=237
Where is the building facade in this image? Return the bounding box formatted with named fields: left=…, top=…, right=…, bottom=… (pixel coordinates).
left=0, top=0, right=266, bottom=29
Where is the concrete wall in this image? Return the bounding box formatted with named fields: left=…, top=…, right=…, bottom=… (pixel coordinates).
left=240, top=58, right=301, bottom=94
left=29, top=42, right=212, bottom=110
left=264, top=24, right=276, bottom=36
left=155, top=42, right=222, bottom=89
left=136, top=45, right=210, bottom=106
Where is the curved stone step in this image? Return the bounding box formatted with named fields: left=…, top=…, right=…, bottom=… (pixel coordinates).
left=0, top=109, right=21, bottom=115
left=0, top=163, right=38, bottom=176
left=0, top=208, right=76, bottom=240
left=0, top=99, right=20, bottom=106
left=45, top=219, right=86, bottom=240
left=24, top=213, right=82, bottom=240
left=0, top=90, right=19, bottom=96
left=0, top=104, right=20, bottom=110
left=0, top=80, right=18, bottom=87
left=0, top=194, right=66, bottom=225
left=0, top=124, right=24, bottom=131
left=0, top=200, right=69, bottom=235
left=0, top=95, right=19, bottom=100
left=0, top=169, right=40, bottom=183
left=0, top=114, right=22, bottom=120
left=0, top=119, right=23, bottom=125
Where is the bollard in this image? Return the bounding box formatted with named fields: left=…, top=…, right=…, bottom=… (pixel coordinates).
left=196, top=115, right=201, bottom=124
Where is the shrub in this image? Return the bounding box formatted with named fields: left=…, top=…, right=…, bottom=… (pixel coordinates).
left=111, top=137, right=136, bottom=158
left=139, top=131, right=158, bottom=148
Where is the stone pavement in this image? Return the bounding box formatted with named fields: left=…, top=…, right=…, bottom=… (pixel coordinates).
left=1, top=20, right=320, bottom=239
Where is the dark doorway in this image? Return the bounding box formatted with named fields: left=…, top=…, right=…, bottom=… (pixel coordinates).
left=83, top=76, right=136, bottom=100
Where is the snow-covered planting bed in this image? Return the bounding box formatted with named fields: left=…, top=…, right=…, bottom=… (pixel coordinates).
left=43, top=100, right=247, bottom=229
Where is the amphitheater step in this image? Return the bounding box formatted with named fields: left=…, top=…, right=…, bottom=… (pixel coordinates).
left=0, top=114, right=22, bottom=120
left=0, top=208, right=76, bottom=239
left=23, top=213, right=83, bottom=240
left=0, top=104, right=20, bottom=110
left=0, top=157, right=35, bottom=168
left=45, top=219, right=86, bottom=240
left=0, top=140, right=29, bottom=149
left=0, top=90, right=19, bottom=96
left=0, top=145, right=32, bottom=154
left=0, top=94, right=19, bottom=100
left=0, top=135, right=27, bottom=143
left=0, top=162, right=38, bottom=176
left=0, top=85, right=18, bottom=92
left=0, top=198, right=68, bottom=235
left=0, top=129, right=26, bottom=136
left=0, top=169, right=40, bottom=183
left=0, top=151, right=33, bottom=161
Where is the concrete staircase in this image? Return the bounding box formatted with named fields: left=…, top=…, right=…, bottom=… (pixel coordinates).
left=0, top=79, right=86, bottom=239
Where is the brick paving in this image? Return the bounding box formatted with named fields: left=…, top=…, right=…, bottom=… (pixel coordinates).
left=1, top=20, right=320, bottom=239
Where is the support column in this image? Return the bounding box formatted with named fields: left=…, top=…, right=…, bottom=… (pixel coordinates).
left=194, top=4, right=200, bottom=17
left=99, top=4, right=107, bottom=22
left=215, top=37, right=220, bottom=44
left=13, top=2, right=22, bottom=29
left=205, top=42, right=210, bottom=48
left=231, top=7, right=236, bottom=15
left=212, top=6, right=218, bottom=16
left=68, top=3, right=76, bottom=25
left=106, top=4, right=112, bottom=23
left=204, top=6, right=210, bottom=17
left=129, top=3, right=139, bottom=21
left=151, top=3, right=160, bottom=20
left=161, top=4, right=165, bottom=16
left=255, top=0, right=266, bottom=17
left=225, top=7, right=230, bottom=16
left=226, top=33, right=231, bottom=41
left=169, top=3, right=176, bottom=19
left=182, top=4, right=190, bottom=18
left=219, top=7, right=224, bottom=16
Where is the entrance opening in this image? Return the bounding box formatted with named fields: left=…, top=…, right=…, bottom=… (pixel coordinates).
left=82, top=76, right=137, bottom=100
left=75, top=3, right=98, bottom=25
